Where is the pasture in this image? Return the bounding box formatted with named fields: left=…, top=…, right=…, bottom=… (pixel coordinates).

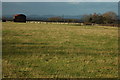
left=2, top=22, right=118, bottom=78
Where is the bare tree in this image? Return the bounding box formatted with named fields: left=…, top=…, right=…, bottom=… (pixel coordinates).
left=102, top=11, right=117, bottom=24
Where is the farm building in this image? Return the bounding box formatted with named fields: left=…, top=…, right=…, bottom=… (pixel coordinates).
left=13, top=14, right=26, bottom=22
left=2, top=17, right=6, bottom=22
left=2, top=19, right=6, bottom=22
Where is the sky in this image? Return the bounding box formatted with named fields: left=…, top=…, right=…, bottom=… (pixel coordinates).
left=2, top=2, right=118, bottom=17
left=1, top=0, right=120, bottom=2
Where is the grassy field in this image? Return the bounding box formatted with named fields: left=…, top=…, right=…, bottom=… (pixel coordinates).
left=2, top=22, right=118, bottom=78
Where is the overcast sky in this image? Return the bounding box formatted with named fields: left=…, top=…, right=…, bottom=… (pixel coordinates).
left=1, top=0, right=120, bottom=2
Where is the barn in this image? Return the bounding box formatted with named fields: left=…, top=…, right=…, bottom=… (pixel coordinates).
left=2, top=19, right=6, bottom=22
left=2, top=17, right=6, bottom=22
left=13, top=14, right=26, bottom=22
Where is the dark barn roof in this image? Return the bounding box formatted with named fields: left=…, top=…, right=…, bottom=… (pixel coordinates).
left=14, top=14, right=26, bottom=17
left=14, top=14, right=26, bottom=22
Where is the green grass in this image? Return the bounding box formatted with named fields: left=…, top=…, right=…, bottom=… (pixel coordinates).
left=2, top=22, right=118, bottom=78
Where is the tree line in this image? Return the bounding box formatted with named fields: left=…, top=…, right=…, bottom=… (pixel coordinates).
left=47, top=17, right=81, bottom=23
left=47, top=11, right=118, bottom=26
left=82, top=11, right=118, bottom=24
